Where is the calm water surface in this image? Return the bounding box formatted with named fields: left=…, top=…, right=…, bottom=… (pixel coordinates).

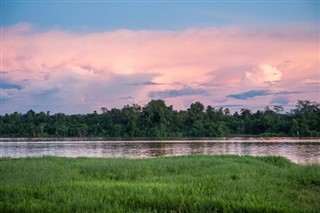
left=1, top=138, right=320, bottom=164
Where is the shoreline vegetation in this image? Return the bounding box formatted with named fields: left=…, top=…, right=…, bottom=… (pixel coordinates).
left=1, top=136, right=320, bottom=142
left=1, top=155, right=320, bottom=212
left=1, top=100, right=320, bottom=138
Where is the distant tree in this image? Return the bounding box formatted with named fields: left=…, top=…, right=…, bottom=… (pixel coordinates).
left=291, top=100, right=320, bottom=136
left=142, top=100, right=173, bottom=137
left=122, top=104, right=142, bottom=137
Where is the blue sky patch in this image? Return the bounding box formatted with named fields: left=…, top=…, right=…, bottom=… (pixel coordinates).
left=227, top=90, right=270, bottom=100
left=149, top=87, right=207, bottom=99
left=1, top=80, right=23, bottom=90
left=227, top=90, right=302, bottom=100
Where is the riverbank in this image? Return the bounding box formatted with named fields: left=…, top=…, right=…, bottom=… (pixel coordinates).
left=1, top=136, right=320, bottom=142
left=1, top=155, right=319, bottom=212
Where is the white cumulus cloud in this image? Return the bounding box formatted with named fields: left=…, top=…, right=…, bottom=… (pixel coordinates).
left=245, top=64, right=282, bottom=86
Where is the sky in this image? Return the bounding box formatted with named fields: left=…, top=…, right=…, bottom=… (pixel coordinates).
left=1, top=0, right=319, bottom=114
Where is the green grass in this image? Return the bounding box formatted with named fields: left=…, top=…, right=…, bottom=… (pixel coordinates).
left=0, top=155, right=319, bottom=212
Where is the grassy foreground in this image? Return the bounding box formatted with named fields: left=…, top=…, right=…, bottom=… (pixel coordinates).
left=0, top=155, right=319, bottom=212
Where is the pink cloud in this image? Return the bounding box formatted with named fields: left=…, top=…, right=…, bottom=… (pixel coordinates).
left=1, top=23, right=319, bottom=113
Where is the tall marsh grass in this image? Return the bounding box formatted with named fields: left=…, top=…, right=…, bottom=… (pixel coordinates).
left=0, top=155, right=319, bottom=212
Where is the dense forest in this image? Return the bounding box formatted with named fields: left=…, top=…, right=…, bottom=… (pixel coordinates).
left=0, top=100, right=319, bottom=138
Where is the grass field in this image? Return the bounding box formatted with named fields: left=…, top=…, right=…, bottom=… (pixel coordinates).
left=0, top=155, right=319, bottom=212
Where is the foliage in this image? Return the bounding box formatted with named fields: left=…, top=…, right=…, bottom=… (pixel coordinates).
left=0, top=156, right=319, bottom=212
left=1, top=100, right=319, bottom=138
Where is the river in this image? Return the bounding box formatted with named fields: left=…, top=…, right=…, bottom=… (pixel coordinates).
left=1, top=138, right=319, bottom=164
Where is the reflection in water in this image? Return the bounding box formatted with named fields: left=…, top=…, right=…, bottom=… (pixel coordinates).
left=0, top=140, right=320, bottom=164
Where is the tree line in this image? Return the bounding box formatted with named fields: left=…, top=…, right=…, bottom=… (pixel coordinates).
left=0, top=100, right=319, bottom=138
